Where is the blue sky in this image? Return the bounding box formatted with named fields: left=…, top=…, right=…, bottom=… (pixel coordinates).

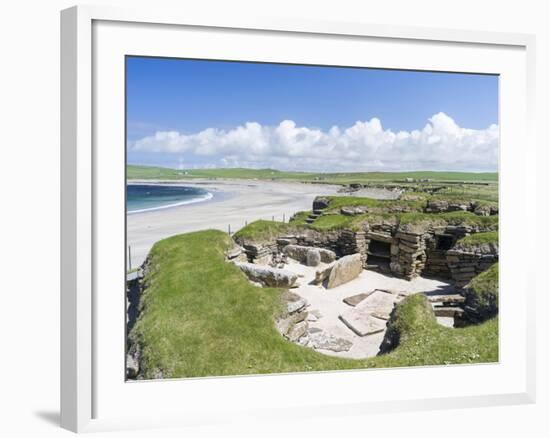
left=126, top=57, right=499, bottom=172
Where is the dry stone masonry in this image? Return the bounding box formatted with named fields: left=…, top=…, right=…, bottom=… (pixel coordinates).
left=446, top=241, right=499, bottom=287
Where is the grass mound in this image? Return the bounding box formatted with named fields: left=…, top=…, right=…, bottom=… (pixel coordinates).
left=233, top=220, right=300, bottom=243
left=456, top=231, right=498, bottom=248
left=399, top=211, right=499, bottom=232
left=462, top=263, right=499, bottom=323
left=322, top=195, right=426, bottom=213
left=129, top=230, right=498, bottom=379
left=377, top=294, right=498, bottom=365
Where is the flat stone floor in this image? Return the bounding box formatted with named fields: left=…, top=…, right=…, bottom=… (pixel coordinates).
left=284, top=260, right=455, bottom=359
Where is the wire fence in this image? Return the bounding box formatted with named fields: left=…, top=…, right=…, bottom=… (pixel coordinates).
left=226, top=211, right=295, bottom=235
left=127, top=212, right=297, bottom=270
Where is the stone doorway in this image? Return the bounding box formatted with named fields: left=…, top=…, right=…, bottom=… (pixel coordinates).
left=367, top=239, right=392, bottom=272
left=435, top=234, right=454, bottom=250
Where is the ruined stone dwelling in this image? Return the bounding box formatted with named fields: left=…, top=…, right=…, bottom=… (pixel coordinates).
left=233, top=197, right=499, bottom=288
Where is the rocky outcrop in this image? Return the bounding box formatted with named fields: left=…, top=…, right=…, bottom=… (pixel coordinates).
left=236, top=263, right=298, bottom=288
left=327, top=253, right=363, bottom=289
left=283, top=244, right=336, bottom=264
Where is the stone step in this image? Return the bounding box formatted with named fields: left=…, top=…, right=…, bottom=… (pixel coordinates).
left=433, top=306, right=464, bottom=317
left=427, top=294, right=465, bottom=304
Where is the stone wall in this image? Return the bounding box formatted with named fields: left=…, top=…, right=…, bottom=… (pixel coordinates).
left=389, top=231, right=427, bottom=280
left=242, top=242, right=278, bottom=264
left=339, top=229, right=368, bottom=266
left=239, top=228, right=369, bottom=267
left=426, top=199, right=498, bottom=216
left=289, top=229, right=368, bottom=265
left=237, top=214, right=497, bottom=287
left=424, top=248, right=451, bottom=277
left=446, top=246, right=499, bottom=287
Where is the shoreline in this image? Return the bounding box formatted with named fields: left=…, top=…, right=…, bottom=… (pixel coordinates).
left=128, top=191, right=215, bottom=215
left=126, top=178, right=400, bottom=268
left=126, top=179, right=342, bottom=268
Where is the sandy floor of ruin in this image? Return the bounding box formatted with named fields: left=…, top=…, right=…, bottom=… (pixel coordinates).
left=284, top=260, right=456, bottom=359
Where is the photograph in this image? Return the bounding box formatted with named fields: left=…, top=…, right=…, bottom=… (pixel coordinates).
left=125, top=56, right=499, bottom=380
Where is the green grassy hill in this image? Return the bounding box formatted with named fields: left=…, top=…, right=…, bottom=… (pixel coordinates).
left=127, top=164, right=498, bottom=183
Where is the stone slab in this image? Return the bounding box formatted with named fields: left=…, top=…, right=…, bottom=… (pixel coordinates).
left=327, top=253, right=363, bottom=289
left=433, top=306, right=465, bottom=317
left=339, top=307, right=387, bottom=336
left=355, top=290, right=399, bottom=320
left=342, top=291, right=373, bottom=307
left=427, top=294, right=465, bottom=304
left=305, top=331, right=353, bottom=352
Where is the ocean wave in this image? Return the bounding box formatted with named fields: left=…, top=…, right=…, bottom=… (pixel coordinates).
left=127, top=191, right=214, bottom=214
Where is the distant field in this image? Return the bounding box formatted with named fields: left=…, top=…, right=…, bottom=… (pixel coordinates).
left=127, top=165, right=498, bottom=183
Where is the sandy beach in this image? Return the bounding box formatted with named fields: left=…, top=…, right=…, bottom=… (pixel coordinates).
left=127, top=179, right=346, bottom=267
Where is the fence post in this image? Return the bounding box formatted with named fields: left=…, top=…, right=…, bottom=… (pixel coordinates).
left=228, top=224, right=231, bottom=235
left=272, top=215, right=274, bottom=221
left=283, top=213, right=285, bottom=223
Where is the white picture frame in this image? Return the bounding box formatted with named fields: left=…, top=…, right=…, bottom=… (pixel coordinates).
left=60, top=4, right=537, bottom=433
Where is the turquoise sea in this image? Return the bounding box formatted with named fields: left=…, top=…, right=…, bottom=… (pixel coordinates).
left=127, top=184, right=213, bottom=214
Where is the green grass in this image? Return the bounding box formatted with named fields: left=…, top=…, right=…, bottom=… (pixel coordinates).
left=233, top=220, right=301, bottom=243
left=400, top=191, right=432, bottom=202
left=399, top=211, right=499, bottom=230
left=457, top=231, right=499, bottom=248
left=129, top=230, right=498, bottom=379
left=431, top=185, right=499, bottom=203
left=238, top=211, right=498, bottom=242
left=377, top=294, right=498, bottom=365
left=463, top=263, right=499, bottom=323
left=321, top=195, right=426, bottom=213
left=307, top=214, right=356, bottom=231
left=127, top=165, right=185, bottom=180
left=127, top=164, right=497, bottom=184
left=288, top=211, right=311, bottom=226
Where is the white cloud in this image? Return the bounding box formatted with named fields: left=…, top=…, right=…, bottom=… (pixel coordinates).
left=130, top=112, right=499, bottom=172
